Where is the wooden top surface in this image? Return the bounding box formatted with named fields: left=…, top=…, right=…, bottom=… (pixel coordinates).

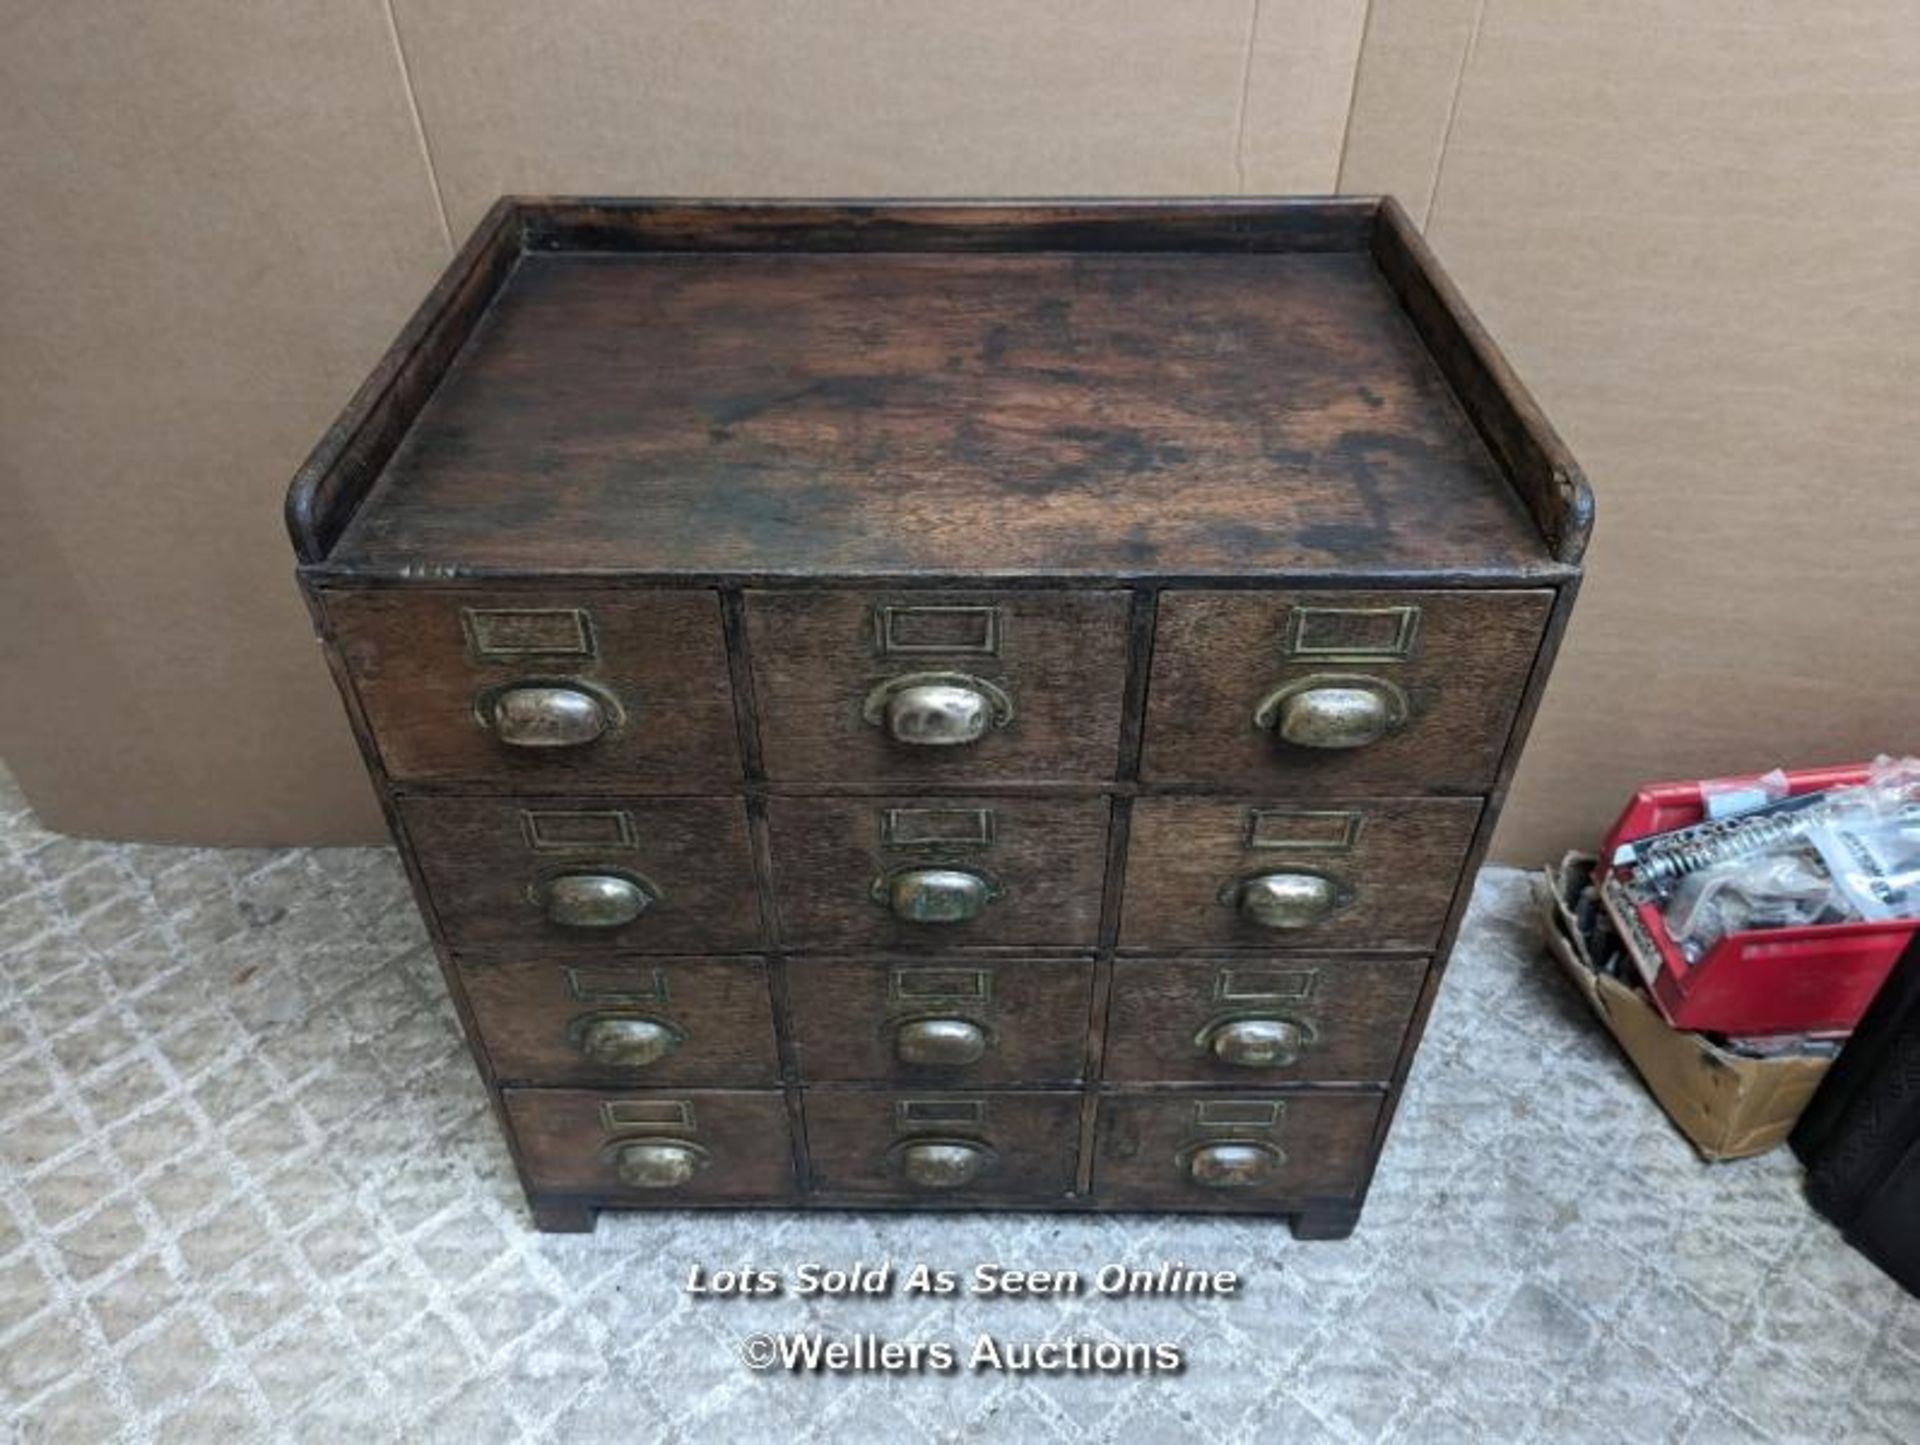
left=330, top=248, right=1553, bottom=579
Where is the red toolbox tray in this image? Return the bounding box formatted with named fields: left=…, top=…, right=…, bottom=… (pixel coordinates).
left=1595, top=764, right=1916, bottom=1036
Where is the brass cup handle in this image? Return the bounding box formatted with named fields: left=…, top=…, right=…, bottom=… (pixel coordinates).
left=1231, top=871, right=1347, bottom=931
left=573, top=1014, right=683, bottom=1070
left=542, top=873, right=655, bottom=929
left=898, top=1139, right=993, bottom=1190
left=484, top=684, right=613, bottom=748
left=1187, top=1141, right=1283, bottom=1190
left=895, top=1017, right=990, bottom=1068
left=1253, top=674, right=1408, bottom=751
left=611, top=1139, right=707, bottom=1190
left=873, top=867, right=998, bottom=924
left=863, top=672, right=1014, bottom=747
left=1202, top=1017, right=1312, bottom=1069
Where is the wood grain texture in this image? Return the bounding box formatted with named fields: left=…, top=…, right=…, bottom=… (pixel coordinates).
left=286, top=201, right=520, bottom=565
left=504, top=1087, right=796, bottom=1200
left=327, top=248, right=1550, bottom=579
left=744, top=589, right=1130, bottom=782
left=1372, top=202, right=1593, bottom=566
left=398, top=795, right=761, bottom=953
left=785, top=957, right=1094, bottom=1085
left=1104, top=955, right=1430, bottom=1084
left=801, top=1089, right=1082, bottom=1200
left=523, top=198, right=1381, bottom=256
left=1119, top=796, right=1482, bottom=951
left=1091, top=1091, right=1384, bottom=1206
left=1141, top=588, right=1553, bottom=791
left=458, top=954, right=779, bottom=1087
left=766, top=794, right=1111, bottom=950
left=326, top=587, right=739, bottom=788
left=281, top=199, right=1591, bottom=1229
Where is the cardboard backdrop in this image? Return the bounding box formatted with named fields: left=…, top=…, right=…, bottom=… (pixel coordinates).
left=3, top=1, right=1915, bottom=860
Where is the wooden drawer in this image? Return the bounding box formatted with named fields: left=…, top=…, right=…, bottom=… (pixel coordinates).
left=1092, top=1091, right=1382, bottom=1207
left=1142, top=590, right=1551, bottom=792
left=803, top=1089, right=1081, bottom=1200
left=786, top=958, right=1093, bottom=1085
left=460, top=955, right=779, bottom=1086
left=399, top=795, right=761, bottom=953
left=327, top=589, right=739, bottom=788
left=767, top=795, right=1110, bottom=950
left=1104, top=956, right=1427, bottom=1084
left=504, top=1087, right=796, bottom=1201
left=1119, top=796, right=1480, bottom=952
left=744, top=590, right=1130, bottom=782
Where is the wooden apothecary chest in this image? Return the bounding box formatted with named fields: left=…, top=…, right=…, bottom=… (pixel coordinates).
left=287, top=199, right=1590, bottom=1237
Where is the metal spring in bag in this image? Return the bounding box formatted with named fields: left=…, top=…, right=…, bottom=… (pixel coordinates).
left=1634, top=811, right=1821, bottom=886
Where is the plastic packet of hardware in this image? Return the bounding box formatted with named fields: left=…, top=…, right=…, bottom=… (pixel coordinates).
left=1612, top=788, right=1833, bottom=878
left=1699, top=768, right=1790, bottom=821
left=1796, top=755, right=1920, bottom=921
left=1662, top=849, right=1847, bottom=960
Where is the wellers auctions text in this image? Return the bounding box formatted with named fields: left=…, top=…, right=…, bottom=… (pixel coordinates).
left=745, top=1331, right=1187, bottom=1375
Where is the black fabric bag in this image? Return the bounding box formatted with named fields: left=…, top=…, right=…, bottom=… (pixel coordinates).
left=1791, top=933, right=1920, bottom=1294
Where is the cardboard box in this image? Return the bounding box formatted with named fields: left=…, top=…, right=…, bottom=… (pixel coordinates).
left=1533, top=854, right=1832, bottom=1160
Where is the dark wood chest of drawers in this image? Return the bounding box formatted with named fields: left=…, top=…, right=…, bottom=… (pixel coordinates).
left=287, top=198, right=1590, bottom=1238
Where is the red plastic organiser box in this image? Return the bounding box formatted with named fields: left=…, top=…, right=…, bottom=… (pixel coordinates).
left=1595, top=764, right=1916, bottom=1036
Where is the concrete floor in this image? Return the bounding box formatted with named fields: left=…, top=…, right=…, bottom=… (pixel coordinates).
left=0, top=761, right=1914, bottom=1444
